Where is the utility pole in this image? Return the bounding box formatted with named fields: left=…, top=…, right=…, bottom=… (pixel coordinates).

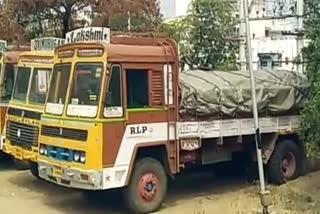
left=239, top=0, right=246, bottom=71
left=296, top=0, right=304, bottom=73
left=242, top=0, right=271, bottom=213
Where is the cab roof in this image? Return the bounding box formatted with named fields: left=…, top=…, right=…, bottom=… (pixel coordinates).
left=19, top=51, right=54, bottom=58
left=55, top=36, right=178, bottom=63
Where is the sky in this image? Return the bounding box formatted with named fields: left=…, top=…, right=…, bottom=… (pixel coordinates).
left=162, top=0, right=297, bottom=18
left=175, top=0, right=191, bottom=17
left=160, top=0, right=191, bottom=18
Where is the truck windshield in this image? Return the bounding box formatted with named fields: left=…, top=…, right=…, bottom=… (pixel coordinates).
left=47, top=64, right=71, bottom=105
left=0, top=63, right=15, bottom=103
left=66, top=63, right=103, bottom=118
left=29, top=68, right=51, bottom=104
left=12, top=67, right=31, bottom=102
left=46, top=64, right=71, bottom=115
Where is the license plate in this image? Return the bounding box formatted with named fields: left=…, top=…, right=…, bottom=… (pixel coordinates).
left=15, top=148, right=22, bottom=159
left=53, top=166, right=63, bottom=178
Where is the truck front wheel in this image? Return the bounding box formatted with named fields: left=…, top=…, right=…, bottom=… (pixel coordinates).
left=267, top=139, right=301, bottom=185
left=29, top=162, right=39, bottom=178
left=0, top=151, right=8, bottom=161
left=123, top=158, right=167, bottom=214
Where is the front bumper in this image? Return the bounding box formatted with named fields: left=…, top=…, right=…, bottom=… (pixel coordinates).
left=2, top=142, right=37, bottom=162
left=38, top=160, right=103, bottom=190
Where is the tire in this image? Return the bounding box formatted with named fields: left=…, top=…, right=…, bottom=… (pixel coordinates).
left=123, top=158, right=167, bottom=214
left=13, top=158, right=29, bottom=170
left=267, top=139, right=302, bottom=185
left=0, top=151, right=9, bottom=161
left=29, top=162, right=39, bottom=178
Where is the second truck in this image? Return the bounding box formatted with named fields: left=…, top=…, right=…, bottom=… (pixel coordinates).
left=2, top=37, right=65, bottom=175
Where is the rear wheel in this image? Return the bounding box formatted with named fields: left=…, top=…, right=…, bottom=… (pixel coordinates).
left=267, top=139, right=302, bottom=185
left=13, top=158, right=29, bottom=170
left=123, top=158, right=167, bottom=214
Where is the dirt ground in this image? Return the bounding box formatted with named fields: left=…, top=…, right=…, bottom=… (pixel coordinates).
left=1, top=159, right=320, bottom=214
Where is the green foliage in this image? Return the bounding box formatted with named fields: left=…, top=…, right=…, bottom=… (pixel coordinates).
left=300, top=0, right=320, bottom=154
left=158, top=16, right=190, bottom=68
left=159, top=16, right=189, bottom=42
left=160, top=0, right=238, bottom=70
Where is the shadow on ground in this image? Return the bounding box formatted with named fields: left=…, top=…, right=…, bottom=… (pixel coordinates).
left=5, top=162, right=254, bottom=214
left=0, top=155, right=15, bottom=171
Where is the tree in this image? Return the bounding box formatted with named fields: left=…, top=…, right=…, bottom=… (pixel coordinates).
left=46, top=0, right=95, bottom=36
left=0, top=10, right=25, bottom=43
left=160, top=0, right=238, bottom=70
left=5, top=0, right=56, bottom=38
left=300, top=0, right=320, bottom=155
left=4, top=0, right=160, bottom=38
left=158, top=17, right=190, bottom=69
left=5, top=0, right=96, bottom=38
left=159, top=17, right=188, bottom=45
left=92, top=0, right=161, bottom=32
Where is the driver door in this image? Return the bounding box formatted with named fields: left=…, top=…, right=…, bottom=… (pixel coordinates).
left=101, top=64, right=126, bottom=168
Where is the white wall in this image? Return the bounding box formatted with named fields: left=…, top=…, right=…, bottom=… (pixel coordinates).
left=247, top=0, right=304, bottom=72
left=249, top=18, right=297, bottom=39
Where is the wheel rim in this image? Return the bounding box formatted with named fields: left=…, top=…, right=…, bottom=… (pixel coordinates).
left=138, top=173, right=159, bottom=202
left=281, top=152, right=296, bottom=179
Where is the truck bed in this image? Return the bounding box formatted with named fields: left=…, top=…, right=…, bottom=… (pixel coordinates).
left=178, top=115, right=300, bottom=139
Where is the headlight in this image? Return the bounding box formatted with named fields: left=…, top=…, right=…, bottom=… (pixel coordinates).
left=40, top=145, right=48, bottom=156
left=80, top=152, right=86, bottom=163
left=40, top=147, right=44, bottom=155
left=40, top=145, right=45, bottom=155
left=74, top=151, right=80, bottom=162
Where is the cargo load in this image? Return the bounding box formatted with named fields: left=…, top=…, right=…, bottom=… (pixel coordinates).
left=179, top=69, right=309, bottom=118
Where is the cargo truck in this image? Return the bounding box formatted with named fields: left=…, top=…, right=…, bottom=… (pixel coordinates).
left=37, top=30, right=308, bottom=214
left=0, top=45, right=30, bottom=158
left=2, top=37, right=65, bottom=175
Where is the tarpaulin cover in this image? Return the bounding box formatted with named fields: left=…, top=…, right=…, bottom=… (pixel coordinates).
left=179, top=69, right=309, bottom=118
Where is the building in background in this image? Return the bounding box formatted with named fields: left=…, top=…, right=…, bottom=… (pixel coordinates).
left=165, top=0, right=305, bottom=72
left=248, top=0, right=306, bottom=72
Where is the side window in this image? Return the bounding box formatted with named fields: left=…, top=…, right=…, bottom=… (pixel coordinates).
left=29, top=68, right=51, bottom=104
left=126, top=69, right=149, bottom=109
left=1, top=64, right=14, bottom=101
left=104, top=65, right=123, bottom=118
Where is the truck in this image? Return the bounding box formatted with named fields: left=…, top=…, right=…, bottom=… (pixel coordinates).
left=2, top=37, right=65, bottom=175
left=36, top=30, right=308, bottom=214
left=0, top=44, right=30, bottom=158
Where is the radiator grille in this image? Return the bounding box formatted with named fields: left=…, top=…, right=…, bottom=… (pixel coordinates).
left=41, top=126, right=88, bottom=142
left=6, top=121, right=39, bottom=150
